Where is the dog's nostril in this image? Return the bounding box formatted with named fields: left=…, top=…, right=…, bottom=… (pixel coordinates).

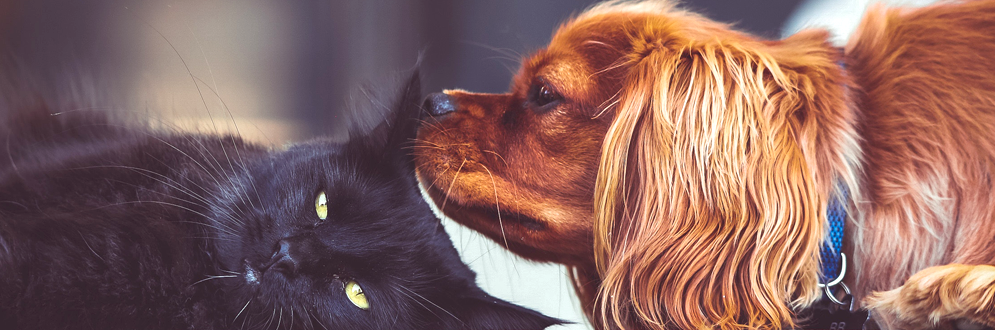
left=423, top=92, right=456, bottom=117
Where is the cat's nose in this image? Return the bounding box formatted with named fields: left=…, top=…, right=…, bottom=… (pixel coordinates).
left=423, top=92, right=455, bottom=118
left=265, top=239, right=299, bottom=275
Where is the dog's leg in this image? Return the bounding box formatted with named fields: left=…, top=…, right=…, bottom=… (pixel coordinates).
left=865, top=264, right=995, bottom=330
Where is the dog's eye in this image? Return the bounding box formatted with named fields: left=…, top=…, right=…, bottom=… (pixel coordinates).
left=531, top=82, right=561, bottom=108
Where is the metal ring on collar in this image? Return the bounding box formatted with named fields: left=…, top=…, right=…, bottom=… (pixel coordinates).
left=824, top=281, right=852, bottom=306
left=817, top=253, right=847, bottom=288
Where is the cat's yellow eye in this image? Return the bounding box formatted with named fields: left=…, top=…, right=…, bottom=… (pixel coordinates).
left=345, top=280, right=369, bottom=310
left=315, top=191, right=328, bottom=220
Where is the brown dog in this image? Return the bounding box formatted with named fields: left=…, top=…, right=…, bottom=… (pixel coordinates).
left=415, top=1, right=995, bottom=329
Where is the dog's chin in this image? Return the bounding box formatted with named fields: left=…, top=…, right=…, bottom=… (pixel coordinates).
left=420, top=179, right=586, bottom=265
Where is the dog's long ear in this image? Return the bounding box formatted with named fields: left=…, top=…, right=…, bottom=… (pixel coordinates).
left=593, top=30, right=858, bottom=330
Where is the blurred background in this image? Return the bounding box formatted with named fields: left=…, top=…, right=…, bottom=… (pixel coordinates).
left=0, top=0, right=934, bottom=328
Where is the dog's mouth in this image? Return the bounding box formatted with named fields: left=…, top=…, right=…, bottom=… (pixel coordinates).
left=465, top=202, right=547, bottom=232
left=423, top=183, right=546, bottom=232
left=423, top=181, right=594, bottom=265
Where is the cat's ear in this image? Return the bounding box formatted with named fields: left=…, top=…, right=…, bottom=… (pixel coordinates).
left=344, top=68, right=423, bottom=165
left=435, top=289, right=564, bottom=330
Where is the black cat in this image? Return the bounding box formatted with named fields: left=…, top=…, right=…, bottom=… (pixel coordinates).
left=0, top=71, right=561, bottom=330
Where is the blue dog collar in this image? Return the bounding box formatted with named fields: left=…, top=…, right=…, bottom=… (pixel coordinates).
left=819, top=185, right=848, bottom=287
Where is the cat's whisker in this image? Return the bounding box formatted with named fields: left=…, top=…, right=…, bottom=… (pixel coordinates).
left=77, top=200, right=239, bottom=237
left=300, top=307, right=314, bottom=330
left=188, top=137, right=253, bottom=214
left=153, top=145, right=237, bottom=224
left=72, top=165, right=212, bottom=207
left=240, top=312, right=251, bottom=330
left=275, top=307, right=283, bottom=330
left=393, top=286, right=439, bottom=321
left=242, top=174, right=264, bottom=217
left=187, top=41, right=259, bottom=214
left=102, top=176, right=248, bottom=228
left=359, top=86, right=394, bottom=120
left=133, top=154, right=244, bottom=219
left=265, top=307, right=277, bottom=330
left=189, top=274, right=238, bottom=287
left=179, top=219, right=239, bottom=238
left=309, top=308, right=328, bottom=330
left=0, top=200, right=28, bottom=211
left=183, top=236, right=237, bottom=242
left=6, top=131, right=23, bottom=180
left=77, top=230, right=106, bottom=263
left=155, top=23, right=246, bottom=210
left=146, top=135, right=226, bottom=191
left=396, top=285, right=462, bottom=324
left=187, top=135, right=225, bottom=176
left=197, top=136, right=258, bottom=218
left=219, top=268, right=242, bottom=275
left=209, top=184, right=251, bottom=225
left=288, top=307, right=295, bottom=330
left=233, top=299, right=251, bottom=325
left=142, top=22, right=242, bottom=198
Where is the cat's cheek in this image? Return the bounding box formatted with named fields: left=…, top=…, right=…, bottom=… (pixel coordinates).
left=243, top=261, right=261, bottom=285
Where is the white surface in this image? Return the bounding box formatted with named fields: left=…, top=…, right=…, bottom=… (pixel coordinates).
left=421, top=187, right=594, bottom=329
left=443, top=219, right=593, bottom=329
left=782, top=0, right=939, bottom=43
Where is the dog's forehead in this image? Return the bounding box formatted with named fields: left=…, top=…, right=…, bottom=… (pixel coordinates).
left=521, top=49, right=591, bottom=96
left=548, top=9, right=738, bottom=58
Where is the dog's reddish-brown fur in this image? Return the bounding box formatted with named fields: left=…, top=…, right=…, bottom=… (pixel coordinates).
left=414, top=1, right=995, bottom=329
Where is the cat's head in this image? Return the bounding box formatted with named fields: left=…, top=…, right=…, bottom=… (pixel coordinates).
left=211, top=71, right=562, bottom=330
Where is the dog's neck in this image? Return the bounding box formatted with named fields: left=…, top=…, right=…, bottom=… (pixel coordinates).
left=820, top=185, right=849, bottom=287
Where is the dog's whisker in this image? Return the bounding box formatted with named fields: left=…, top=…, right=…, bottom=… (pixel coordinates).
left=440, top=159, right=467, bottom=212
left=423, top=166, right=450, bottom=192
left=417, top=116, right=459, bottom=138
left=403, top=145, right=445, bottom=151
left=416, top=118, right=446, bottom=131
left=461, top=40, right=524, bottom=63
left=411, top=137, right=445, bottom=148
left=416, top=117, right=458, bottom=139
left=478, top=164, right=510, bottom=250
left=587, top=58, right=628, bottom=80
left=481, top=149, right=511, bottom=168
left=478, top=150, right=529, bottom=232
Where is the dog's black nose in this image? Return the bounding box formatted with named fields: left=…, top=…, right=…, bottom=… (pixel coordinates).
left=423, top=92, right=456, bottom=117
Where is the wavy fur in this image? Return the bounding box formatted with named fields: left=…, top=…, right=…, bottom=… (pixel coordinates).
left=593, top=12, right=858, bottom=329
left=416, top=1, right=995, bottom=329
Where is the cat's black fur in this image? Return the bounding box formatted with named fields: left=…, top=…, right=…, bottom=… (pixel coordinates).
left=0, top=71, right=561, bottom=330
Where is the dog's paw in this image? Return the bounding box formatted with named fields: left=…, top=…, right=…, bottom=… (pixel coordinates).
left=865, top=264, right=995, bottom=330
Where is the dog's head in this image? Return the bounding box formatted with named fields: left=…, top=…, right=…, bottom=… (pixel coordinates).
left=416, top=1, right=861, bottom=329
